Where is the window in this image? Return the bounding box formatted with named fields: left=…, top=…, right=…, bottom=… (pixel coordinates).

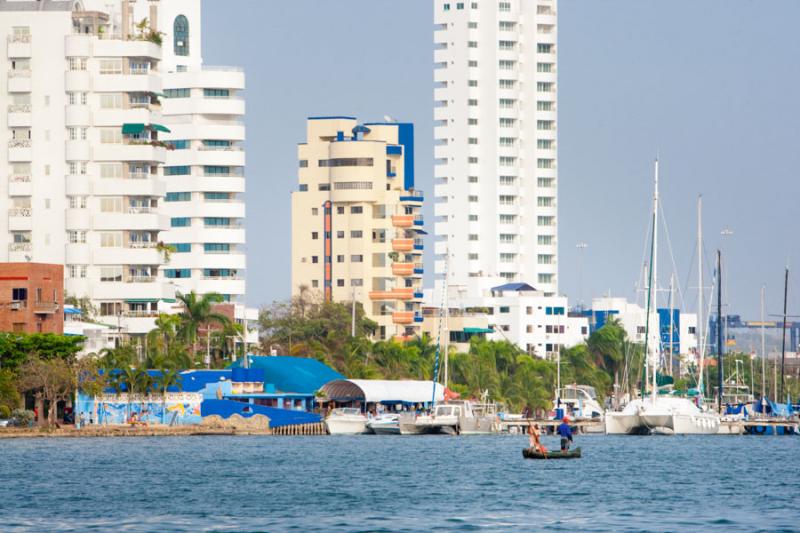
left=336, top=255, right=344, bottom=263
left=311, top=256, right=319, bottom=264
left=537, top=82, right=554, bottom=93
left=468, top=21, right=478, bottom=28
left=468, top=234, right=479, bottom=241
left=538, top=273, right=554, bottom=284
left=98, top=59, right=122, bottom=74
left=336, top=231, right=344, bottom=238
left=68, top=58, right=87, bottom=71
left=204, top=192, right=229, bottom=201
left=299, top=159, right=308, bottom=168
left=203, top=88, right=230, bottom=98
left=537, top=101, right=554, bottom=112
left=538, top=197, right=554, bottom=207
left=468, top=253, right=479, bottom=260
left=164, top=166, right=191, bottom=176
left=468, top=215, right=478, bottom=221
left=537, top=43, right=553, bottom=53
left=67, top=231, right=86, bottom=244
left=499, top=79, right=516, bottom=89
left=174, top=243, right=191, bottom=253
left=168, top=140, right=189, bottom=150
left=204, top=243, right=230, bottom=253
left=468, top=80, right=478, bottom=87
left=537, top=139, right=554, bottom=149
left=351, top=255, right=363, bottom=263
left=499, top=306, right=510, bottom=313
left=443, top=3, right=450, bottom=10
left=164, top=88, right=190, bottom=98
left=468, top=41, right=478, bottom=48
left=100, top=198, right=123, bottom=213
left=171, top=217, right=190, bottom=227
left=334, top=181, right=373, bottom=190
left=499, top=2, right=510, bottom=11
left=499, top=137, right=516, bottom=147
left=100, top=267, right=123, bottom=282
left=538, top=159, right=555, bottom=169
left=311, top=280, right=319, bottom=288
left=468, top=99, right=478, bottom=106
left=537, top=63, right=554, bottom=73
left=469, top=195, right=478, bottom=202
left=500, top=253, right=516, bottom=262
left=499, top=98, right=516, bottom=108
left=165, top=269, right=191, bottom=279
left=350, top=230, right=363, bottom=238
left=350, top=206, right=363, bottom=214
left=537, top=120, right=554, bottom=130
left=337, top=279, right=345, bottom=287
left=100, top=129, right=122, bottom=144
left=499, top=21, right=516, bottom=31
left=351, top=279, right=363, bottom=287
left=166, top=192, right=191, bottom=202
left=12, top=288, right=27, bottom=301
left=499, top=214, right=516, bottom=224
left=538, top=254, right=554, bottom=264
left=468, top=157, right=478, bottom=164
left=99, top=163, right=123, bottom=179
left=499, top=156, right=517, bottom=166
left=468, top=176, right=478, bottom=183
left=100, top=94, right=123, bottom=109
left=499, top=59, right=516, bottom=70
left=499, top=175, right=516, bottom=185
left=538, top=177, right=555, bottom=187
left=100, top=232, right=122, bottom=248
left=468, top=137, right=478, bottom=145
left=318, top=184, right=330, bottom=191
left=537, top=216, right=555, bottom=226
left=174, top=15, right=189, bottom=56
left=468, top=60, right=478, bottom=67
left=538, top=235, right=554, bottom=245
left=204, top=217, right=231, bottom=227
left=498, top=40, right=516, bottom=51
left=468, top=118, right=478, bottom=125
left=319, top=158, right=373, bottom=167
left=499, top=234, right=516, bottom=243
left=456, top=2, right=464, bottom=8
left=204, top=166, right=232, bottom=175
left=336, top=206, right=345, bottom=214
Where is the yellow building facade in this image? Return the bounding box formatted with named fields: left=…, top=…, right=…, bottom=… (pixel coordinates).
left=291, top=117, right=424, bottom=340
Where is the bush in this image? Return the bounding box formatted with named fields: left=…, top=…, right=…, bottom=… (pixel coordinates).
left=10, top=408, right=34, bottom=427
left=0, top=404, right=10, bottom=419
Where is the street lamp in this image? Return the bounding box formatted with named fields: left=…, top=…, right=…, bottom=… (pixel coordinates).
left=576, top=242, right=588, bottom=309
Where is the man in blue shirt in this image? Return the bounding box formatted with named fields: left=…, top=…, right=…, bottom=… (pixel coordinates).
left=557, top=416, right=573, bottom=452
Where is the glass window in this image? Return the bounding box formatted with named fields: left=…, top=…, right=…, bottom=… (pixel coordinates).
left=171, top=217, right=190, bottom=227
left=174, top=15, right=189, bottom=56
left=204, top=217, right=231, bottom=227
left=204, top=243, right=230, bottom=253
left=166, top=192, right=191, bottom=202
left=164, top=88, right=190, bottom=98
left=203, top=88, right=230, bottom=98
left=174, top=243, right=191, bottom=253
left=165, top=269, right=191, bottom=279
left=164, top=166, right=191, bottom=176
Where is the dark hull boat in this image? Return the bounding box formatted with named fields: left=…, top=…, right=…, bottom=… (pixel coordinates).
left=522, top=447, right=582, bottom=460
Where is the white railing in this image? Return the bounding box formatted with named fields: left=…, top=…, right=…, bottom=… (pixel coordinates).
left=123, top=310, right=160, bottom=318
left=8, top=34, right=31, bottom=43
left=8, top=104, right=31, bottom=113
left=127, top=172, right=149, bottom=180
left=197, top=146, right=243, bottom=151
left=202, top=275, right=241, bottom=280
left=127, top=275, right=156, bottom=283
left=128, top=206, right=153, bottom=214
left=9, top=207, right=32, bottom=217
left=8, top=69, right=31, bottom=78
left=9, top=242, right=31, bottom=252
left=9, top=139, right=31, bottom=148
left=128, top=241, right=157, bottom=249
left=9, top=174, right=31, bottom=183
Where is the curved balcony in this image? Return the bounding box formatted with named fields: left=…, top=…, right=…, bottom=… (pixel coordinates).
left=64, top=70, right=90, bottom=92
left=9, top=208, right=33, bottom=230
left=8, top=104, right=31, bottom=127
left=92, top=39, right=162, bottom=60
left=64, top=34, right=91, bottom=57
left=368, top=288, right=415, bottom=301
left=93, top=143, right=166, bottom=162
left=65, top=208, right=92, bottom=229
left=392, top=215, right=414, bottom=228
left=8, top=140, right=32, bottom=162
left=65, top=104, right=92, bottom=127
left=8, top=178, right=31, bottom=196
left=8, top=70, right=31, bottom=92
left=392, top=311, right=414, bottom=325
left=93, top=73, right=161, bottom=94
left=8, top=35, right=32, bottom=58
left=65, top=243, right=90, bottom=264
left=391, top=238, right=413, bottom=252
left=93, top=177, right=164, bottom=197
left=65, top=140, right=91, bottom=161
left=65, top=174, right=91, bottom=195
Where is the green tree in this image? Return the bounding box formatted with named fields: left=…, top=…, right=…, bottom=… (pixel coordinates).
left=16, top=356, right=76, bottom=427
left=176, top=291, right=232, bottom=366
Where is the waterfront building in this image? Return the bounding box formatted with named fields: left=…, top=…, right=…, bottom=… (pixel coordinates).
left=291, top=117, right=424, bottom=341
left=0, top=263, right=63, bottom=334
left=433, top=0, right=559, bottom=300
left=0, top=0, right=255, bottom=341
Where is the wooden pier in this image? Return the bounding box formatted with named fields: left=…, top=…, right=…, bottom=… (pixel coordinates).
left=271, top=422, right=327, bottom=436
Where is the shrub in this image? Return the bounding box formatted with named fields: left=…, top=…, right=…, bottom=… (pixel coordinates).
left=0, top=404, right=10, bottom=419
left=10, top=408, right=34, bottom=427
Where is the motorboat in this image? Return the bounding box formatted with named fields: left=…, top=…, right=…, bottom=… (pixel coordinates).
left=555, top=385, right=604, bottom=419
left=412, top=401, right=500, bottom=435
left=324, top=408, right=368, bottom=435
left=367, top=413, right=400, bottom=435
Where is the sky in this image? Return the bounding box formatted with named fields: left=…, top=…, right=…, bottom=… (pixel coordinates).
left=201, top=0, right=800, bottom=319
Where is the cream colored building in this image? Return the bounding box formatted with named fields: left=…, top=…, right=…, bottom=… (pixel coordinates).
left=292, top=117, right=423, bottom=341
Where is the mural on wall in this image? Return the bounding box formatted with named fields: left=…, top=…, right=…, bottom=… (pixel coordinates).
left=75, top=392, right=203, bottom=425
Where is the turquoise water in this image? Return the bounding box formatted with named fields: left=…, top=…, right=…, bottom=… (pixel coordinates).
left=0, top=434, right=797, bottom=531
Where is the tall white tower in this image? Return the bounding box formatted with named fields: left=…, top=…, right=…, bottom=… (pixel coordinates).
left=433, top=0, right=558, bottom=297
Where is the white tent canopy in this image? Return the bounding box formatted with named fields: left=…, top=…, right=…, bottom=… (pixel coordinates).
left=321, top=379, right=444, bottom=404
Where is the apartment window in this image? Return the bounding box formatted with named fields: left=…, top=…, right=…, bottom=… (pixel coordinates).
left=499, top=79, right=516, bottom=89
left=337, top=279, right=345, bottom=287
left=468, top=234, right=479, bottom=241
left=468, top=99, right=478, bottom=106
left=99, top=59, right=122, bottom=74
left=499, top=21, right=516, bottom=30
left=468, top=41, right=478, bottom=48
left=173, top=15, right=189, bottom=56
left=499, top=98, right=516, bottom=109
left=499, top=118, right=517, bottom=128
left=100, top=163, right=123, bottom=179
left=538, top=197, right=554, bottom=207
left=499, top=137, right=516, bottom=147
left=166, top=192, right=191, bottom=202
left=468, top=80, right=478, bottom=87
left=537, top=216, right=555, bottom=226
left=99, top=93, right=123, bottom=109
left=468, top=176, right=478, bottom=183
left=538, top=43, right=553, bottom=54
left=500, top=253, right=516, bottom=263
left=351, top=279, right=363, bottom=287
left=99, top=128, right=122, bottom=144
left=100, top=197, right=123, bottom=213
left=204, top=166, right=232, bottom=175
left=67, top=231, right=86, bottom=244
left=311, top=208, right=319, bottom=216
left=537, top=63, right=554, bottom=73
left=537, top=101, right=554, bottom=112
left=526, top=325, right=533, bottom=333
left=499, top=175, right=516, bottom=185
left=499, top=156, right=517, bottom=166
left=164, top=88, right=190, bottom=98
left=336, top=231, right=344, bottom=238
left=351, top=255, right=363, bottom=263
left=168, top=140, right=189, bottom=150
left=538, top=177, right=555, bottom=187
left=204, top=243, right=230, bottom=253
left=537, top=82, right=554, bottom=93
left=499, top=2, right=510, bottom=12
left=468, top=21, right=478, bottom=28
left=537, top=159, right=555, bottom=169
left=204, top=217, right=232, bottom=227
left=468, top=215, right=478, bottom=221
left=298, top=184, right=308, bottom=192
left=165, top=269, right=191, bottom=279
left=498, top=40, right=516, bottom=51
left=499, top=234, right=516, bottom=243
left=468, top=195, right=478, bottom=202
left=164, top=166, right=191, bottom=176
left=171, top=217, right=191, bottom=227
left=333, top=181, right=373, bottom=190
left=468, top=118, right=478, bottom=125
left=468, top=60, right=478, bottom=67
left=299, top=159, right=308, bottom=168
left=100, top=267, right=123, bottom=282
left=538, top=273, right=554, bottom=284
left=443, top=3, right=450, bottom=10
left=319, top=158, right=373, bottom=167
left=203, top=88, right=230, bottom=98
left=311, top=256, right=319, bottom=264
left=336, top=206, right=345, bottom=214
left=456, top=2, right=464, bottom=9
left=350, top=206, right=363, bottom=214
left=68, top=197, right=87, bottom=209
left=499, top=214, right=516, bottom=224
left=538, top=254, right=554, bottom=265
left=468, top=137, right=478, bottom=145
left=538, top=235, right=554, bottom=245
left=499, top=306, right=510, bottom=314
left=68, top=57, right=87, bottom=71
left=336, top=255, right=344, bottom=263
left=350, top=230, right=363, bottom=238
left=468, top=157, right=478, bottom=164
left=318, top=184, right=330, bottom=191
left=537, top=120, right=554, bottom=131
left=174, top=243, right=191, bottom=253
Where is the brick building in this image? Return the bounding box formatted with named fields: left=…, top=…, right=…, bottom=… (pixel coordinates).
left=0, top=263, right=63, bottom=334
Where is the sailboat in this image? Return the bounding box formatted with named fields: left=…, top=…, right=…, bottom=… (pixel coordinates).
left=606, top=159, right=720, bottom=435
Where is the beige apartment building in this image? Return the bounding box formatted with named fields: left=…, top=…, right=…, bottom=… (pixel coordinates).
left=291, top=117, right=423, bottom=340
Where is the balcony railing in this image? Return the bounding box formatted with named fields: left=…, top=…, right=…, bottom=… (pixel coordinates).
left=9, top=207, right=32, bottom=217
left=128, top=206, right=154, bottom=214
left=197, top=145, right=243, bottom=152
left=9, top=139, right=31, bottom=148
left=128, top=241, right=157, bottom=249
left=8, top=34, right=31, bottom=43
left=9, top=174, right=31, bottom=183
left=127, top=275, right=156, bottom=283
left=9, top=242, right=31, bottom=252
left=8, top=104, right=31, bottom=113
left=122, top=310, right=160, bottom=318
left=8, top=69, right=31, bottom=78
left=33, top=302, right=59, bottom=314
left=128, top=172, right=150, bottom=180
left=202, top=275, right=241, bottom=280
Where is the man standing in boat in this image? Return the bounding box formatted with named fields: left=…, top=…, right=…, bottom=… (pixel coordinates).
left=557, top=416, right=573, bottom=452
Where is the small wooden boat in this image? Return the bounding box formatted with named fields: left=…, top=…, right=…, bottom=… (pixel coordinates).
left=522, top=447, right=582, bottom=459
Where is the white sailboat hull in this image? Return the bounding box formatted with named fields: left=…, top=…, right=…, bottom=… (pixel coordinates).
left=604, top=412, right=642, bottom=435
left=607, top=398, right=720, bottom=435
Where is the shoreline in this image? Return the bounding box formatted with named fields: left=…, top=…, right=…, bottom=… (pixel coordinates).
left=0, top=425, right=272, bottom=439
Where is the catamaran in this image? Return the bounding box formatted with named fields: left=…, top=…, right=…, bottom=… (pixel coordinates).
left=605, top=160, right=720, bottom=435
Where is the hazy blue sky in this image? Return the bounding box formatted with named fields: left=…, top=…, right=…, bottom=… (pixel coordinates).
left=201, top=1, right=800, bottom=318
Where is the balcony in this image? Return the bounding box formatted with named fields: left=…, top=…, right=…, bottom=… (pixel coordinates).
left=391, top=215, right=414, bottom=228
left=368, top=288, right=415, bottom=301
left=127, top=275, right=157, bottom=283
left=391, top=238, right=413, bottom=252
left=8, top=70, right=31, bottom=92
left=8, top=242, right=31, bottom=252
left=400, top=190, right=424, bottom=203
left=413, top=215, right=424, bottom=227
left=8, top=34, right=31, bottom=58
left=8, top=139, right=32, bottom=161
left=392, top=262, right=414, bottom=276
left=9, top=208, right=32, bottom=230
left=392, top=311, right=414, bottom=325
left=33, top=302, right=59, bottom=315
left=8, top=104, right=31, bottom=127
left=413, top=239, right=424, bottom=251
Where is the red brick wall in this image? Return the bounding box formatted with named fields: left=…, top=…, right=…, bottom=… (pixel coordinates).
left=0, top=263, right=64, bottom=334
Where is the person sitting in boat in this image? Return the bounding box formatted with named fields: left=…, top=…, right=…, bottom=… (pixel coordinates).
left=557, top=416, right=573, bottom=452
left=528, top=422, right=547, bottom=453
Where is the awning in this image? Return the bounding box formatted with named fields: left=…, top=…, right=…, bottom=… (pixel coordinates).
left=64, top=308, right=82, bottom=314
left=121, top=123, right=146, bottom=134
left=150, top=123, right=171, bottom=133
left=161, top=298, right=177, bottom=303
left=463, top=327, right=493, bottom=334
left=126, top=298, right=157, bottom=303
left=320, top=379, right=444, bottom=404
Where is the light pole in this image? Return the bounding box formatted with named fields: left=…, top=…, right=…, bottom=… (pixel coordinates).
left=576, top=242, right=588, bottom=310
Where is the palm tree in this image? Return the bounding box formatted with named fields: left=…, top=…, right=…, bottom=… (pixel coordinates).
left=176, top=291, right=232, bottom=367
left=155, top=369, right=182, bottom=424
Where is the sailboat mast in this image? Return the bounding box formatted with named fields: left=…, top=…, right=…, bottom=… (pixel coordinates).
left=668, top=274, right=674, bottom=376
left=717, top=250, right=724, bottom=413
left=696, top=196, right=705, bottom=397
left=651, top=158, right=659, bottom=402
left=760, top=285, right=766, bottom=400
left=779, top=267, right=788, bottom=402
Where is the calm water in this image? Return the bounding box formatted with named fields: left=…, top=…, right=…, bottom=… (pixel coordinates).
left=0, top=434, right=797, bottom=532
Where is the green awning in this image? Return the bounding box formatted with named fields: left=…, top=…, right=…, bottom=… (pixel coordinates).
left=150, top=123, right=171, bottom=133
left=126, top=298, right=157, bottom=303
left=161, top=298, right=177, bottom=303
left=464, top=327, right=494, bottom=334
left=121, top=123, right=146, bottom=134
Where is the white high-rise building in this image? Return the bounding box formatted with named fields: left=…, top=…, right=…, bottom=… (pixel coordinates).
left=0, top=0, right=252, bottom=338
left=433, top=0, right=558, bottom=298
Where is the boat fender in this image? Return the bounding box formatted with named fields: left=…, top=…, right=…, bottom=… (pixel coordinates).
left=751, top=425, right=766, bottom=435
